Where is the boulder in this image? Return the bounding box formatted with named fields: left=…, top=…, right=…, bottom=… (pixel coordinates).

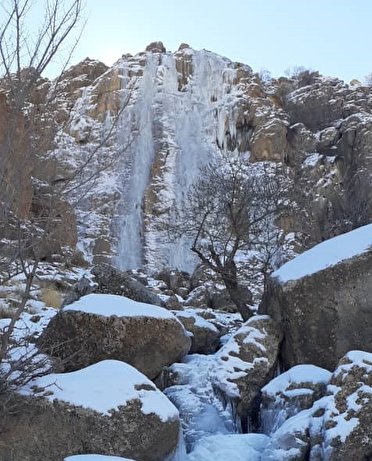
left=145, top=41, right=166, bottom=53
left=92, top=264, right=164, bottom=307
left=174, top=310, right=221, bottom=354
left=212, top=315, right=282, bottom=429
left=260, top=364, right=331, bottom=434
left=62, top=275, right=96, bottom=307
left=250, top=118, right=289, bottom=162
left=260, top=224, right=372, bottom=371
left=284, top=78, right=345, bottom=131
left=38, top=294, right=191, bottom=379
left=0, top=360, right=179, bottom=461
left=324, top=350, right=372, bottom=461
left=262, top=350, right=372, bottom=461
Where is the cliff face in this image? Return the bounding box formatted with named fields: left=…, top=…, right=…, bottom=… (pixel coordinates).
left=2, top=43, right=372, bottom=272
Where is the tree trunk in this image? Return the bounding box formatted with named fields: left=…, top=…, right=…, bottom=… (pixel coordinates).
left=222, top=259, right=253, bottom=322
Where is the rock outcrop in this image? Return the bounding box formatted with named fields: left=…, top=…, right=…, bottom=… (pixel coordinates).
left=212, top=315, right=282, bottom=429
left=260, top=224, right=372, bottom=371
left=0, top=360, right=179, bottom=461
left=262, top=350, right=372, bottom=461
left=92, top=264, right=164, bottom=306
left=260, top=364, right=331, bottom=434
left=174, top=310, right=220, bottom=354
left=39, top=294, right=191, bottom=379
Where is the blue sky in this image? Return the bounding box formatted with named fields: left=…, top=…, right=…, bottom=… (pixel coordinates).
left=52, top=0, right=372, bottom=82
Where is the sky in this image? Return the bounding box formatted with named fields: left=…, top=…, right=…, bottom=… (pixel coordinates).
left=30, top=0, right=372, bottom=82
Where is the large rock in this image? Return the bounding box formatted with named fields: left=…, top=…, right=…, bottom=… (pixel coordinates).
left=260, top=224, right=372, bottom=371
left=260, top=364, right=331, bottom=434
left=212, top=315, right=282, bottom=429
left=174, top=310, right=220, bottom=354
left=262, top=350, right=372, bottom=461
left=324, top=350, right=372, bottom=461
left=38, top=294, right=190, bottom=379
left=92, top=264, right=164, bottom=307
left=0, top=360, right=179, bottom=461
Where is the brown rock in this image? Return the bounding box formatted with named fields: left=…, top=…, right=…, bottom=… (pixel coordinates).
left=145, top=41, right=166, bottom=53
left=0, top=360, right=179, bottom=461
left=250, top=118, right=289, bottom=162
left=92, top=263, right=164, bottom=306
left=175, top=311, right=220, bottom=354
left=38, top=294, right=191, bottom=379
left=260, top=231, right=372, bottom=371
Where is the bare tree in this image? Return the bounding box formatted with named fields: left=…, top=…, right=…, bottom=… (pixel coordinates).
left=176, top=155, right=289, bottom=321
left=0, top=0, right=85, bottom=402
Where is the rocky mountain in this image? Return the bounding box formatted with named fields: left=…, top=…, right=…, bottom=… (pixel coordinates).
left=2, top=41, right=371, bottom=276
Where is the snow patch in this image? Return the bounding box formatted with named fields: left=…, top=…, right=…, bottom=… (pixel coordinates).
left=273, top=223, right=372, bottom=282
left=64, top=293, right=176, bottom=319
left=21, top=359, right=179, bottom=422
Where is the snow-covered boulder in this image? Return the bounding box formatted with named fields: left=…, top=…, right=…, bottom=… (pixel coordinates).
left=212, top=315, right=282, bottom=429
left=39, top=294, right=190, bottom=379
left=174, top=310, right=221, bottom=354
left=262, top=350, right=372, bottom=461
left=260, top=224, right=372, bottom=370
left=323, top=350, right=372, bottom=461
left=1, top=360, right=180, bottom=461
left=260, top=364, right=331, bottom=434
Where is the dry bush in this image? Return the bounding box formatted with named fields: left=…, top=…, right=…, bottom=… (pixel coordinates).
left=41, top=288, right=62, bottom=309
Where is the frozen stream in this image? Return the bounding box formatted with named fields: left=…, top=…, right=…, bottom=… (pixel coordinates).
left=165, top=330, right=270, bottom=460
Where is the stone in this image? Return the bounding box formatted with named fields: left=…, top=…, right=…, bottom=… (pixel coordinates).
left=174, top=311, right=221, bottom=354
left=250, top=118, right=289, bottom=162
left=0, top=361, right=179, bottom=461
left=284, top=78, right=346, bottom=131
left=145, top=41, right=166, bottom=53
left=262, top=351, right=372, bottom=461
left=212, top=315, right=282, bottom=429
left=38, top=294, right=191, bottom=379
left=325, top=351, right=372, bottom=461
left=92, top=264, right=164, bottom=307
left=62, top=275, right=96, bottom=307
left=260, top=225, right=372, bottom=371
left=163, top=294, right=183, bottom=310
left=260, top=364, right=331, bottom=434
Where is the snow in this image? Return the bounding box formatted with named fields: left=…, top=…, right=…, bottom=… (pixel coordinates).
left=175, top=311, right=219, bottom=333
left=64, top=293, right=176, bottom=320
left=303, top=152, right=322, bottom=167
left=165, top=354, right=236, bottom=451
left=187, top=434, right=269, bottom=461
left=334, top=350, right=372, bottom=376
left=273, top=223, right=372, bottom=282
left=260, top=365, right=331, bottom=435
left=21, top=360, right=179, bottom=422
left=212, top=316, right=270, bottom=399
left=65, top=456, right=135, bottom=461
left=262, top=364, right=331, bottom=396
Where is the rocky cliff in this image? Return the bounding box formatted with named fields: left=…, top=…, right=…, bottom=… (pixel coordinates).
left=1, top=42, right=372, bottom=275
